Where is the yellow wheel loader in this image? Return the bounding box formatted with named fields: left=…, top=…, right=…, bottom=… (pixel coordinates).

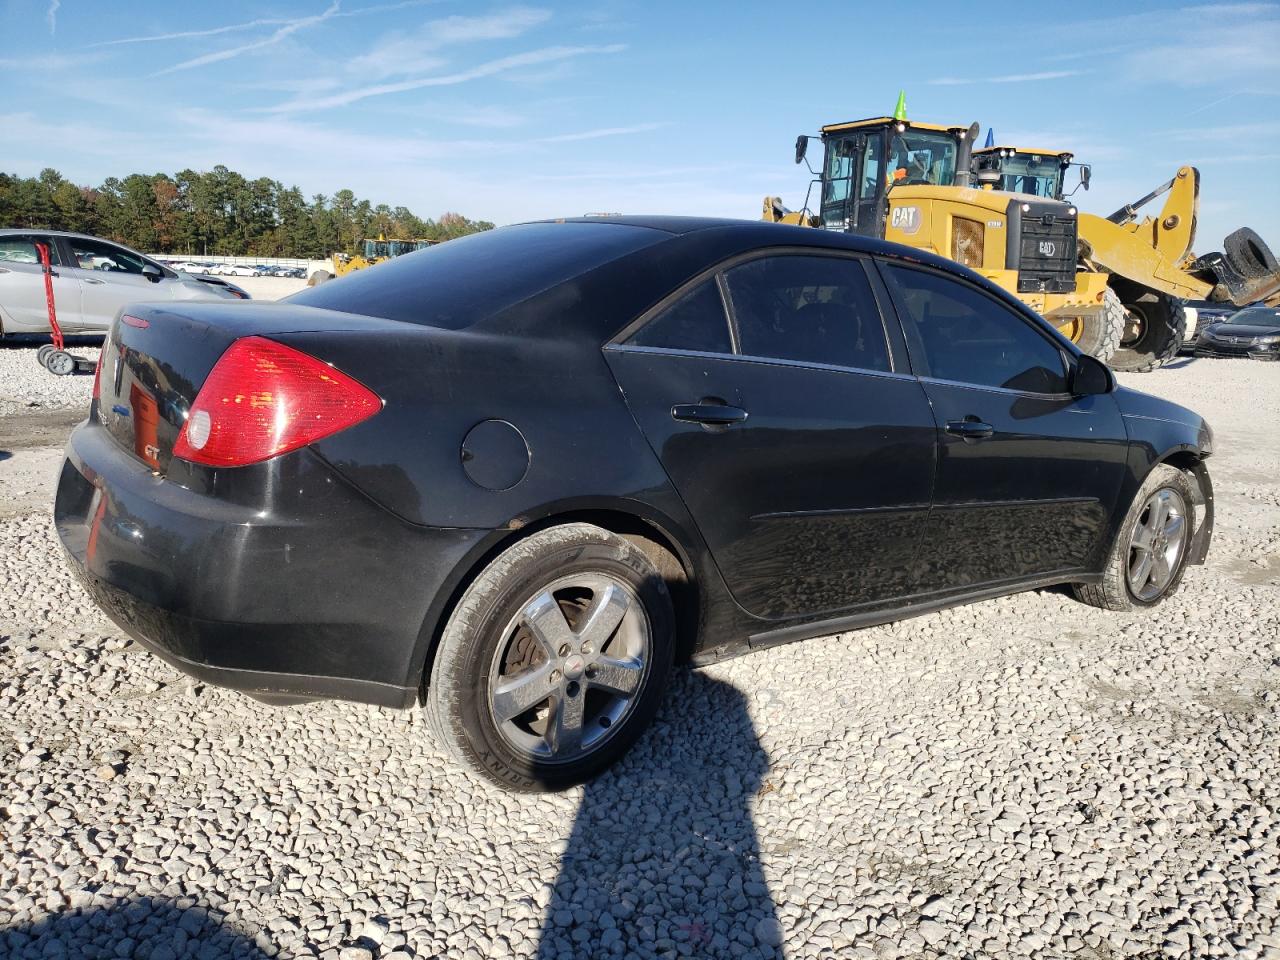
left=307, top=237, right=439, bottom=286
left=973, top=144, right=1280, bottom=370
left=766, top=99, right=1280, bottom=371
left=765, top=113, right=1120, bottom=362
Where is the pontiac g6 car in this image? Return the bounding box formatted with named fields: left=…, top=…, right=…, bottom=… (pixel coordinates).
left=56, top=217, right=1214, bottom=791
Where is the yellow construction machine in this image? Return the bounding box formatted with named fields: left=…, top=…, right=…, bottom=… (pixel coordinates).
left=973, top=143, right=1280, bottom=368
left=308, top=237, right=439, bottom=285
left=766, top=97, right=1280, bottom=370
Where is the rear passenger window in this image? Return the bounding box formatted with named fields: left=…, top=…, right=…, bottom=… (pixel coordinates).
left=627, top=280, right=732, bottom=354
left=723, top=255, right=890, bottom=371
left=885, top=263, right=1068, bottom=394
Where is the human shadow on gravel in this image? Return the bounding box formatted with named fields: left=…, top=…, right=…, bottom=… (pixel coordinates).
left=3, top=897, right=269, bottom=960
left=536, top=671, right=783, bottom=960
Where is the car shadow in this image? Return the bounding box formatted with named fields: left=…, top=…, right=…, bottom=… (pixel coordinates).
left=1160, top=357, right=1198, bottom=370
left=2, top=897, right=268, bottom=959
left=536, top=671, right=783, bottom=959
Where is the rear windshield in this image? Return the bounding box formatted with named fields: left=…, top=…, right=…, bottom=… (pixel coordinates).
left=287, top=221, right=666, bottom=329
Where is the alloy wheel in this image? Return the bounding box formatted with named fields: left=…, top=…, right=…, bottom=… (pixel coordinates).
left=487, top=574, right=651, bottom=764
left=1126, top=488, right=1188, bottom=601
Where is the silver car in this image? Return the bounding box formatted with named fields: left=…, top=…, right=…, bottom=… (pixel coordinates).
left=0, top=230, right=249, bottom=336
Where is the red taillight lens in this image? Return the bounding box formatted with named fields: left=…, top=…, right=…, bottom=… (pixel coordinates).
left=92, top=346, right=104, bottom=401
left=172, top=336, right=381, bottom=467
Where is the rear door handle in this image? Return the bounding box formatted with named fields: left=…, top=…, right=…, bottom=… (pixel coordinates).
left=82, top=277, right=105, bottom=285
left=671, top=402, right=748, bottom=426
left=945, top=418, right=994, bottom=440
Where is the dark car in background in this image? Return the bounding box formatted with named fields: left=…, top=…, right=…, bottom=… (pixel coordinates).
left=1194, top=305, right=1280, bottom=360
left=55, top=217, right=1215, bottom=791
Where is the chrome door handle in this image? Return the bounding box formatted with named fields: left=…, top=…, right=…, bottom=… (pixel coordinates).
left=83, top=278, right=105, bottom=285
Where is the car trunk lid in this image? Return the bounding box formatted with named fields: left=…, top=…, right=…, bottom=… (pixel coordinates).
left=95, top=301, right=405, bottom=476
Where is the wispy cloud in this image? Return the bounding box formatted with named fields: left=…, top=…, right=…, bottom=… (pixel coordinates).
left=267, top=43, right=626, bottom=112
left=928, top=70, right=1082, bottom=86
left=46, top=0, right=60, bottom=36
left=535, top=122, right=664, bottom=143
left=0, top=52, right=108, bottom=70
left=350, top=7, right=553, bottom=80
left=94, top=0, right=437, bottom=48
left=153, top=2, right=342, bottom=76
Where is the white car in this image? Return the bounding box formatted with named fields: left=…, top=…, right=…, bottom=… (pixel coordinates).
left=0, top=230, right=249, bottom=335
left=219, top=264, right=257, bottom=277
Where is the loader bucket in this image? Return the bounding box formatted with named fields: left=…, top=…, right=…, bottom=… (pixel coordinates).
left=1193, top=227, right=1280, bottom=306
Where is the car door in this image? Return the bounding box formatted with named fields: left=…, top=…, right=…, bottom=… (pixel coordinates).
left=605, top=251, right=938, bottom=621
left=878, top=259, right=1128, bottom=593
left=61, top=236, right=168, bottom=331
left=0, top=234, right=84, bottom=332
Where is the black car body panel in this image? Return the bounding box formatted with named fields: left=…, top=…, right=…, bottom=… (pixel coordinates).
left=56, top=217, right=1216, bottom=706
left=1195, top=321, right=1280, bottom=359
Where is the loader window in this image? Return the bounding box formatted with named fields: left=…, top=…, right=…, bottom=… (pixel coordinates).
left=887, top=131, right=957, bottom=187
left=994, top=154, right=1064, bottom=199
left=822, top=138, right=857, bottom=205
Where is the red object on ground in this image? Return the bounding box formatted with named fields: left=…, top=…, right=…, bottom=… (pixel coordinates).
left=35, top=241, right=65, bottom=351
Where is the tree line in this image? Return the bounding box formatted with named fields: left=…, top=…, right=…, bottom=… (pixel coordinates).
left=0, top=166, right=495, bottom=258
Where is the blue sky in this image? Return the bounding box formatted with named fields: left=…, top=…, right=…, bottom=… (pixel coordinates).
left=1, top=0, right=1277, bottom=248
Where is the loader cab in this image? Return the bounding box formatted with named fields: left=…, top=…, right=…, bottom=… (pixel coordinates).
left=972, top=147, right=1082, bottom=200
left=362, top=239, right=392, bottom=260
left=817, top=117, right=972, bottom=237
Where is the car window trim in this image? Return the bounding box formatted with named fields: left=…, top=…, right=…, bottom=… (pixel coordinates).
left=609, top=246, right=898, bottom=376
left=609, top=341, right=917, bottom=382
left=875, top=255, right=1074, bottom=398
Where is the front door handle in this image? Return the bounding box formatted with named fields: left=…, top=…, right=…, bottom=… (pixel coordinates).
left=82, top=277, right=105, bottom=285
left=945, top=418, right=994, bottom=441
left=671, top=402, right=748, bottom=426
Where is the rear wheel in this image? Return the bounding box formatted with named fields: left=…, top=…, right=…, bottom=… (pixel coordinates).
left=426, top=523, right=675, bottom=792
left=1073, top=464, right=1196, bottom=611
left=1108, top=281, right=1186, bottom=372
left=1054, top=288, right=1123, bottom=364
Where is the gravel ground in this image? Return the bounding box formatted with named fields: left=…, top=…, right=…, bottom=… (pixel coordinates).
left=1, top=352, right=1277, bottom=960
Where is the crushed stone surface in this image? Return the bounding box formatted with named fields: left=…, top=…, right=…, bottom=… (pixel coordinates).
left=1, top=350, right=1277, bottom=959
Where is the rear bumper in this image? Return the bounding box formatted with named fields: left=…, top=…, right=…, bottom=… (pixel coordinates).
left=56, top=419, right=490, bottom=707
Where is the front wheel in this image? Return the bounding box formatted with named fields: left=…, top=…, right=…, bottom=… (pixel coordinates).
left=426, top=523, right=675, bottom=792
left=1073, top=464, right=1196, bottom=611
left=1055, top=288, right=1123, bottom=365
left=1108, top=283, right=1186, bottom=372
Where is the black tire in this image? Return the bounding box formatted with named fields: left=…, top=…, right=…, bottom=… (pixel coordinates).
left=1224, top=227, right=1279, bottom=281
left=1073, top=464, right=1196, bottom=611
left=1058, top=288, right=1123, bottom=365
left=307, top=270, right=332, bottom=287
left=426, top=523, right=675, bottom=792
left=1108, top=281, right=1186, bottom=373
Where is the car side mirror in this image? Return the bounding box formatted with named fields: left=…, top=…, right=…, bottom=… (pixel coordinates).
left=1071, top=353, right=1113, bottom=396
left=142, top=264, right=163, bottom=283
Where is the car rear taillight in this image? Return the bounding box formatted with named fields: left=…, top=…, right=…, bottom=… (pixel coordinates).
left=172, top=336, right=381, bottom=467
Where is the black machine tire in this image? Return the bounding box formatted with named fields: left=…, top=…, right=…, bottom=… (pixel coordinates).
left=1107, top=281, right=1186, bottom=373
left=307, top=269, right=332, bottom=287
left=1060, top=288, right=1123, bottom=365
left=1073, top=465, right=1196, bottom=612
left=426, top=523, right=675, bottom=792
left=1224, top=227, right=1279, bottom=281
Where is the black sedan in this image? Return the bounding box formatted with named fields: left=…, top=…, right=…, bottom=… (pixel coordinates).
left=1194, top=305, right=1280, bottom=360
left=55, top=217, right=1215, bottom=791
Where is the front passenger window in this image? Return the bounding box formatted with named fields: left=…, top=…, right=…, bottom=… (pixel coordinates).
left=885, top=263, right=1068, bottom=393
left=68, top=237, right=147, bottom=275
